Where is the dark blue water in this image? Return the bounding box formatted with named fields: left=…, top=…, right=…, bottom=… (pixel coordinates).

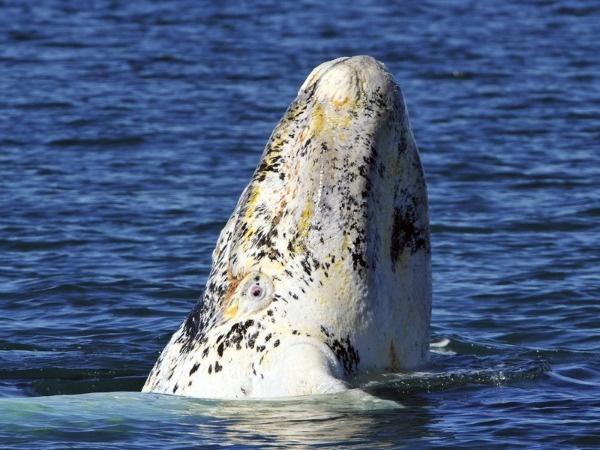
left=1, top=0, right=599, bottom=448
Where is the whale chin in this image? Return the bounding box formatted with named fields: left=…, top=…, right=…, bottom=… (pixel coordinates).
left=248, top=337, right=349, bottom=398
left=143, top=55, right=431, bottom=399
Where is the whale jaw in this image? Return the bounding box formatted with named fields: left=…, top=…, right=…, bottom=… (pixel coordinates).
left=143, top=56, right=431, bottom=398
left=234, top=337, right=349, bottom=398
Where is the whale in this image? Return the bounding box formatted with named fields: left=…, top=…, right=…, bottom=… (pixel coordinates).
left=143, top=55, right=431, bottom=399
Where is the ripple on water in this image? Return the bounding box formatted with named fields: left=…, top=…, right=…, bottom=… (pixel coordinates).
left=1, top=0, right=599, bottom=448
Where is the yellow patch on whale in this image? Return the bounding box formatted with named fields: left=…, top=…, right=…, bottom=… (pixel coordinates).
left=240, top=185, right=261, bottom=249
left=332, top=96, right=350, bottom=108
left=244, top=185, right=261, bottom=219
left=224, top=300, right=239, bottom=319
left=311, top=104, right=326, bottom=135
left=290, top=198, right=315, bottom=254
left=298, top=198, right=314, bottom=238
left=340, top=113, right=353, bottom=130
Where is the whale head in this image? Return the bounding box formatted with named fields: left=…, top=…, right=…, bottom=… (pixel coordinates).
left=143, top=56, right=431, bottom=398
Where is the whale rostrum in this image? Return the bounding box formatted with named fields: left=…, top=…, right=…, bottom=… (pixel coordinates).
left=143, top=56, right=431, bottom=398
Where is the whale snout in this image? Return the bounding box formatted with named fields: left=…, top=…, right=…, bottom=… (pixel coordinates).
left=299, top=55, right=397, bottom=108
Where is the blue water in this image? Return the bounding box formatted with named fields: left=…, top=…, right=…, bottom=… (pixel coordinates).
left=1, top=0, right=599, bottom=448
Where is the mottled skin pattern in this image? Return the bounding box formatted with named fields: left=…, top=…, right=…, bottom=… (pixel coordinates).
left=143, top=56, right=431, bottom=399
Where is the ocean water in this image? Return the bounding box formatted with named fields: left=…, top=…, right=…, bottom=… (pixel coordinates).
left=1, top=0, right=599, bottom=448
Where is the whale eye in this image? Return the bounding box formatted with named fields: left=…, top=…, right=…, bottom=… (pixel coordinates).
left=242, top=272, right=273, bottom=306
left=249, top=284, right=264, bottom=300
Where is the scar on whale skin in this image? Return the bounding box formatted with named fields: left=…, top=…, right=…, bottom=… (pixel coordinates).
left=142, top=55, right=431, bottom=399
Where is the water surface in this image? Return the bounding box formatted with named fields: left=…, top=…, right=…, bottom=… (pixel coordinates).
left=1, top=0, right=599, bottom=448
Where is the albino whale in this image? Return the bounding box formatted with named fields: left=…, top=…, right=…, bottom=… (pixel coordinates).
left=143, top=56, right=431, bottom=398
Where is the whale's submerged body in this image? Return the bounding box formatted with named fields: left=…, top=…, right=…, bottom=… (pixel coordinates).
left=143, top=56, right=431, bottom=398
